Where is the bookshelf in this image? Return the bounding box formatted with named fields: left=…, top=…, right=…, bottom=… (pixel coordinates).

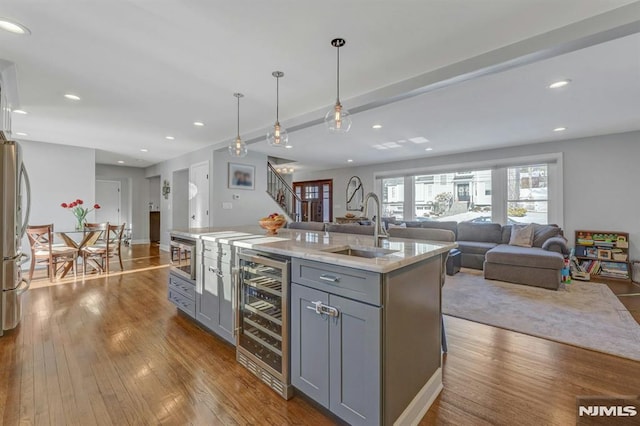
left=573, top=230, right=631, bottom=281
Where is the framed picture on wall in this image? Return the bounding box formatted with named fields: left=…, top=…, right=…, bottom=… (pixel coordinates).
left=228, top=163, right=255, bottom=190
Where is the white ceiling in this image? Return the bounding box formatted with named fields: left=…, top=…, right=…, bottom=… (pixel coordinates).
left=1, top=0, right=639, bottom=170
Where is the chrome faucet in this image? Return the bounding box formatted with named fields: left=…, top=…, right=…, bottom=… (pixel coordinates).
left=362, top=192, right=388, bottom=247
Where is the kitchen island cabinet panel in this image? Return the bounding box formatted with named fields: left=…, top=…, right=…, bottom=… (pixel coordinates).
left=328, top=293, right=381, bottom=426
left=290, top=283, right=330, bottom=407
left=196, top=241, right=235, bottom=345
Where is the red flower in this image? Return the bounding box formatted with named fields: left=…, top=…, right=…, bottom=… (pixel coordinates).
left=70, top=202, right=77, bottom=207
left=76, top=199, right=83, bottom=205
left=61, top=203, right=68, bottom=208
left=94, top=204, right=100, bottom=209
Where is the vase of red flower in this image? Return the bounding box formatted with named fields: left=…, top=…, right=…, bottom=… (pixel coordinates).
left=61, top=199, right=101, bottom=230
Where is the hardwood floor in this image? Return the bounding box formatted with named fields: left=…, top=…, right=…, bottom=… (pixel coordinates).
left=2, top=244, right=639, bottom=425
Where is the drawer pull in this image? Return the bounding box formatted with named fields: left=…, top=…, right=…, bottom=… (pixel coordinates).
left=319, top=274, right=340, bottom=283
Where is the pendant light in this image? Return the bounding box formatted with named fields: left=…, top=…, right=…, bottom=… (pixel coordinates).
left=267, top=71, right=289, bottom=148
left=228, top=92, right=248, bottom=157
left=325, top=38, right=351, bottom=133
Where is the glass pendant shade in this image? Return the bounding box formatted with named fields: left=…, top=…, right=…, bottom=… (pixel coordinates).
left=228, top=92, right=248, bottom=158
left=325, top=101, right=352, bottom=132
left=229, top=136, right=247, bottom=157
left=267, top=71, right=289, bottom=147
left=325, top=38, right=351, bottom=133
left=267, top=121, right=289, bottom=147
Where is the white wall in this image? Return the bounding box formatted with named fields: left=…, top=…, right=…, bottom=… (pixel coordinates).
left=20, top=139, right=95, bottom=253
left=212, top=148, right=273, bottom=226
left=144, top=145, right=277, bottom=249
left=96, top=164, right=148, bottom=244
left=295, top=131, right=640, bottom=261
left=148, top=176, right=160, bottom=211
left=172, top=169, right=189, bottom=230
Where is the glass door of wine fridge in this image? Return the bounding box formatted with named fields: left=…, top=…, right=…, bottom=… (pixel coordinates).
left=236, top=250, right=292, bottom=399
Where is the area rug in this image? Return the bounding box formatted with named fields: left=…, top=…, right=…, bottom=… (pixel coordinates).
left=442, top=269, right=640, bottom=361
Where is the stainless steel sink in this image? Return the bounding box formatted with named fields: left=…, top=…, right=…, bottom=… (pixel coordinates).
left=323, top=246, right=397, bottom=258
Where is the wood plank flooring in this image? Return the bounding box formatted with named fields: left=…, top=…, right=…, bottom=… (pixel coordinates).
left=2, top=244, right=639, bottom=425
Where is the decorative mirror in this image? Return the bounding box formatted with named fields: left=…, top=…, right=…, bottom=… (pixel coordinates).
left=162, top=179, right=171, bottom=199
left=346, top=176, right=364, bottom=211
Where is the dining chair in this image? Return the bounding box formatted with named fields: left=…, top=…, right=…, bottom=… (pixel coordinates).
left=81, top=222, right=109, bottom=274
left=81, top=223, right=126, bottom=274
left=26, top=224, right=78, bottom=282
left=388, top=227, right=456, bottom=353
left=105, top=223, right=126, bottom=271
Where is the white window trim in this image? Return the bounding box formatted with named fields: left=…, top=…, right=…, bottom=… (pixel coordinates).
left=374, top=152, right=563, bottom=226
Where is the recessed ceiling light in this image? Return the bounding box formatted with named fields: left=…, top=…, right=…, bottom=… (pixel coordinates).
left=117, top=160, right=125, bottom=164
left=64, top=94, right=81, bottom=101
left=425, top=147, right=433, bottom=151
left=15, top=132, right=28, bottom=136
left=553, top=127, right=567, bottom=132
left=285, top=145, right=293, bottom=149
left=13, top=109, right=27, bottom=115
left=165, top=136, right=175, bottom=140
left=0, top=18, right=31, bottom=35
left=193, top=121, right=204, bottom=127
left=409, top=137, right=429, bottom=144
left=140, top=148, right=148, bottom=152
left=372, top=124, right=382, bottom=129
left=347, top=159, right=353, bottom=163
left=548, top=80, right=571, bottom=89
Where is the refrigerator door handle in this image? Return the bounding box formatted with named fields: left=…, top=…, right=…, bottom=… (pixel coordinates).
left=20, top=163, right=31, bottom=239
left=16, top=278, right=30, bottom=295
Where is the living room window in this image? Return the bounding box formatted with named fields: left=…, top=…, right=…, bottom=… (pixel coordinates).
left=506, top=164, right=548, bottom=225
left=376, top=154, right=561, bottom=226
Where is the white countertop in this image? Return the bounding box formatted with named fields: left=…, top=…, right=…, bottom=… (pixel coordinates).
left=171, top=226, right=456, bottom=273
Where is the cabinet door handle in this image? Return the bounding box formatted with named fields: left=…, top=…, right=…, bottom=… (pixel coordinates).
left=208, top=266, right=218, bottom=273
left=306, top=301, right=339, bottom=318
left=319, top=274, right=340, bottom=283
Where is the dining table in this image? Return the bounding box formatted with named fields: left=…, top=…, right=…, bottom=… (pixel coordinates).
left=55, top=230, right=102, bottom=278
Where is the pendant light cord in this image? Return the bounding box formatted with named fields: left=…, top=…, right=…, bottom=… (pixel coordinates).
left=336, top=45, right=340, bottom=103
left=276, top=76, right=280, bottom=121
left=236, top=95, right=240, bottom=138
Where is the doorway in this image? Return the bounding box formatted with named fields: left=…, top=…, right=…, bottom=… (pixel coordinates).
left=189, top=161, right=210, bottom=228
left=96, top=180, right=121, bottom=224
left=293, top=179, right=333, bottom=222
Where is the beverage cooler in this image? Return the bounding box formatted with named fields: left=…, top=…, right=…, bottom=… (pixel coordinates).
left=236, top=250, right=292, bottom=399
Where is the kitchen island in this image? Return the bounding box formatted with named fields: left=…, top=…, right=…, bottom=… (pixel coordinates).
left=170, top=226, right=455, bottom=425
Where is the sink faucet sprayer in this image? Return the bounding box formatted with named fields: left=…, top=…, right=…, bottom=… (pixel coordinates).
left=362, top=192, right=388, bottom=247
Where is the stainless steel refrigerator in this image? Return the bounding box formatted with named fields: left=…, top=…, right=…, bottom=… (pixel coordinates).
left=0, top=131, right=31, bottom=336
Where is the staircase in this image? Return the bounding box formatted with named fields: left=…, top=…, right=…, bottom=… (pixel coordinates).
left=266, top=162, right=307, bottom=222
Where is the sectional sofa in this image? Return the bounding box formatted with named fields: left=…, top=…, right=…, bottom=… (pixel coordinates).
left=397, top=220, right=569, bottom=289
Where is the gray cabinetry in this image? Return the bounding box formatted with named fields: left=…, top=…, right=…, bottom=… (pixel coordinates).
left=291, top=259, right=381, bottom=426
left=196, top=241, right=235, bottom=344
left=168, top=271, right=196, bottom=318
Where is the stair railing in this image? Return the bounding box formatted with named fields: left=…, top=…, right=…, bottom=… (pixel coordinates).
left=266, top=163, right=308, bottom=222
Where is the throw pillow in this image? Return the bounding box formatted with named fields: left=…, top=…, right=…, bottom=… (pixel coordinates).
left=388, top=222, right=407, bottom=229
left=509, top=223, right=534, bottom=247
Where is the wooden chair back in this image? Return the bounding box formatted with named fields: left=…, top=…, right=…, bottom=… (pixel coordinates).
left=107, top=223, right=125, bottom=255
left=26, top=224, right=54, bottom=257
left=84, top=222, right=109, bottom=244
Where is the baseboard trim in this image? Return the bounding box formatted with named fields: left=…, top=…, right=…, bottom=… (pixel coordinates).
left=393, top=368, right=443, bottom=426
left=159, top=244, right=170, bottom=252
left=130, top=239, right=150, bottom=245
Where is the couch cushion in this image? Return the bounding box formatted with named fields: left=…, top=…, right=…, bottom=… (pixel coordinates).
left=501, top=225, right=512, bottom=244
left=532, top=224, right=562, bottom=247
left=325, top=224, right=375, bottom=235
left=509, top=223, right=534, bottom=247
left=485, top=244, right=564, bottom=269
left=456, top=241, right=498, bottom=255
left=402, top=220, right=458, bottom=238
left=457, top=222, right=502, bottom=243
